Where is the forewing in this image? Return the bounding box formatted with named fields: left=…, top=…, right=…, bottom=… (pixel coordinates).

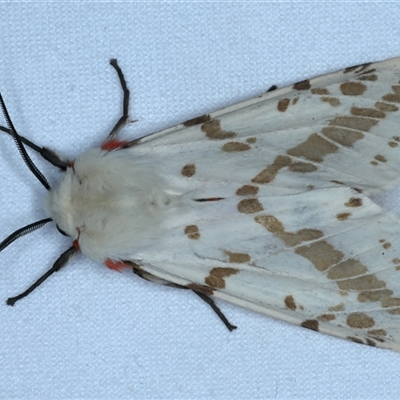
left=135, top=57, right=400, bottom=196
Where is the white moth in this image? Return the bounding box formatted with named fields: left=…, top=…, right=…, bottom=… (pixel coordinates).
left=1, top=58, right=400, bottom=352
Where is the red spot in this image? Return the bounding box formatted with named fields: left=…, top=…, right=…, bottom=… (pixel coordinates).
left=73, top=240, right=80, bottom=250
left=105, top=259, right=131, bottom=272
left=101, top=139, right=129, bottom=151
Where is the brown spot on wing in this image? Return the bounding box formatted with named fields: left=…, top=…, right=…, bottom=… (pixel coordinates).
left=375, top=154, right=387, bottom=163
left=344, top=63, right=371, bottom=74
left=329, top=302, right=345, bottom=312
left=360, top=68, right=376, bottom=75
left=301, top=319, right=319, bottom=331
left=288, top=162, right=317, bottom=173
left=347, top=312, right=375, bottom=328
left=201, top=120, right=236, bottom=140
left=382, top=85, right=400, bottom=103
left=181, top=164, right=196, bottom=177
left=321, top=97, right=340, bottom=107
left=237, top=198, right=263, bottom=214
left=255, top=215, right=323, bottom=247
left=246, top=137, right=256, bottom=144
left=336, top=212, right=351, bottom=221
left=365, top=339, right=376, bottom=347
left=321, top=126, right=364, bottom=147
left=224, top=251, right=251, bottom=263
left=251, top=155, right=292, bottom=184
left=205, top=268, right=239, bottom=289
left=389, top=141, right=398, bottom=148
left=183, top=114, right=211, bottom=126
left=375, top=101, right=399, bottom=112
left=277, top=98, right=290, bottom=112
left=221, top=142, right=251, bottom=152
left=255, top=214, right=284, bottom=234
left=311, top=88, right=330, bottom=95
left=370, top=336, right=385, bottom=343
left=184, top=225, right=200, bottom=240
left=381, top=297, right=400, bottom=309
left=358, top=289, right=393, bottom=303
left=367, top=329, right=387, bottom=337
left=288, top=229, right=324, bottom=246
left=350, top=106, right=385, bottom=118
left=318, top=314, right=336, bottom=322
left=337, top=275, right=386, bottom=291
left=287, top=133, right=338, bottom=163
left=329, top=116, right=378, bottom=132
left=358, top=74, right=377, bottom=81
left=347, top=336, right=364, bottom=344
left=296, top=241, right=344, bottom=272
left=340, top=82, right=367, bottom=96
left=236, top=185, right=259, bottom=196
left=284, top=295, right=297, bottom=311
left=327, top=259, right=368, bottom=280
left=345, top=197, right=362, bottom=207
left=293, top=79, right=311, bottom=90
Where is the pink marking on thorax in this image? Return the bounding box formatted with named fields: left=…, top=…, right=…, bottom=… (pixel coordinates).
left=105, top=259, right=131, bottom=272
left=101, top=139, right=129, bottom=151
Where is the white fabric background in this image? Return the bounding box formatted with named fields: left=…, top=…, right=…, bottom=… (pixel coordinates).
left=1, top=2, right=400, bottom=399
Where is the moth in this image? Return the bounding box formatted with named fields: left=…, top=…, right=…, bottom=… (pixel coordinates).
left=2, top=57, right=400, bottom=351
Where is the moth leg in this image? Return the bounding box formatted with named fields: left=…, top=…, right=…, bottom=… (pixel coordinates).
left=129, top=262, right=237, bottom=331
left=130, top=264, right=183, bottom=287
left=6, top=246, right=77, bottom=306
left=107, top=59, right=130, bottom=139
left=193, top=290, right=237, bottom=332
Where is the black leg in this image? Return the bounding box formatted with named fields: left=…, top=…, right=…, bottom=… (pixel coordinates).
left=193, top=290, right=237, bottom=331
left=6, top=246, right=77, bottom=306
left=108, top=59, right=130, bottom=139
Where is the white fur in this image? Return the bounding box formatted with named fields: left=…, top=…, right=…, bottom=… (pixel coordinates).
left=46, top=147, right=198, bottom=263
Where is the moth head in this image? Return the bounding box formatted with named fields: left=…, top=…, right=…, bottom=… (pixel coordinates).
left=45, top=169, right=78, bottom=239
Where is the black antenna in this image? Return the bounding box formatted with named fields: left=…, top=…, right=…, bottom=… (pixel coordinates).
left=0, top=93, right=51, bottom=190
left=0, top=218, right=52, bottom=252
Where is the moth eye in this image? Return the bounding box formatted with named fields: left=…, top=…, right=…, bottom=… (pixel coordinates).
left=56, top=225, right=69, bottom=237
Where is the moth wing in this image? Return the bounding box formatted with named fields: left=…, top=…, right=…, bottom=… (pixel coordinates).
left=135, top=186, right=400, bottom=352
left=134, top=57, right=400, bottom=196
left=121, top=57, right=400, bottom=351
